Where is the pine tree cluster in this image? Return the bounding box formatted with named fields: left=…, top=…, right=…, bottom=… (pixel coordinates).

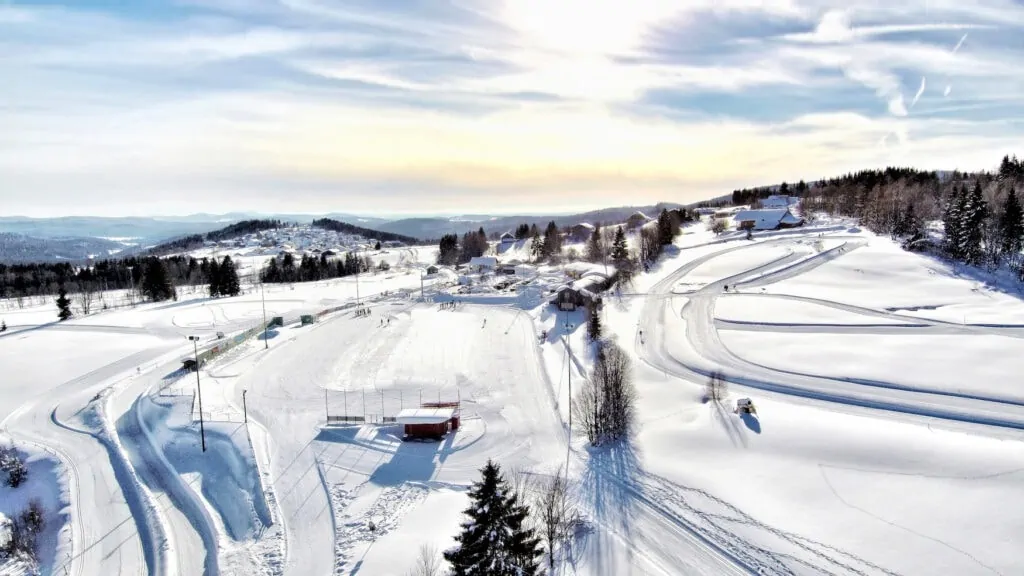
left=1, top=444, right=28, bottom=488
left=207, top=256, right=241, bottom=297
left=444, top=460, right=542, bottom=576
left=261, top=251, right=373, bottom=283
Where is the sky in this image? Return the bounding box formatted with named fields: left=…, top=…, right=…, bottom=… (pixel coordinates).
left=3, top=0, right=1024, bottom=218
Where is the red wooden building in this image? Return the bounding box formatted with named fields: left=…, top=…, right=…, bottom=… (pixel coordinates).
left=397, top=403, right=460, bottom=440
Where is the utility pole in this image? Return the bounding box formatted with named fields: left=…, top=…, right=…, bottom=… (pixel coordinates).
left=188, top=336, right=207, bottom=452
left=242, top=389, right=248, bottom=424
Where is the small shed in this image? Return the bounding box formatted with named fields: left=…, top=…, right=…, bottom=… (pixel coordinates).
left=396, top=407, right=457, bottom=440
left=425, top=265, right=439, bottom=275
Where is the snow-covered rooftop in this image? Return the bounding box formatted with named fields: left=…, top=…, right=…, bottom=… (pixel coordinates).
left=732, top=209, right=802, bottom=229
left=396, top=408, right=456, bottom=425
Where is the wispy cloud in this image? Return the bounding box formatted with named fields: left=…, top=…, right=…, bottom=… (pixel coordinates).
left=2, top=0, right=1024, bottom=216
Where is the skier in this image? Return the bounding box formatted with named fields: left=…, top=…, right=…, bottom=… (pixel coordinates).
left=639, top=329, right=644, bottom=342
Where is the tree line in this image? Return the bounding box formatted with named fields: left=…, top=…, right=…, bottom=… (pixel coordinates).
left=149, top=219, right=285, bottom=255
left=259, top=251, right=381, bottom=284
left=731, top=180, right=810, bottom=206
left=437, top=228, right=489, bottom=266
left=799, top=159, right=1024, bottom=280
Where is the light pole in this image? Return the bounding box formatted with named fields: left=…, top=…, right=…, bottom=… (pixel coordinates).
left=260, top=279, right=268, bottom=350
left=564, top=311, right=575, bottom=431
left=126, top=265, right=136, bottom=307
left=564, top=311, right=574, bottom=471
left=188, top=336, right=207, bottom=452
left=242, top=389, right=248, bottom=424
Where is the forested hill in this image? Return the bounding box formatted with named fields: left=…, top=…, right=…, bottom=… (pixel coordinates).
left=148, top=219, right=284, bottom=255
left=311, top=218, right=420, bottom=244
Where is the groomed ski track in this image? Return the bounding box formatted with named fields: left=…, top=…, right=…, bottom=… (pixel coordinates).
left=637, top=237, right=1024, bottom=435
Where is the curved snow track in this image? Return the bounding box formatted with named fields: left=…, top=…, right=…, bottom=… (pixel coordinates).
left=638, top=237, right=1024, bottom=434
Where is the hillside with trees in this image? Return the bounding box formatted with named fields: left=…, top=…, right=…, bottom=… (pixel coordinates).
left=148, top=219, right=285, bottom=255
left=752, top=156, right=1024, bottom=281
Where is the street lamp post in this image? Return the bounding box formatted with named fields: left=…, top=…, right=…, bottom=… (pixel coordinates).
left=188, top=336, right=207, bottom=452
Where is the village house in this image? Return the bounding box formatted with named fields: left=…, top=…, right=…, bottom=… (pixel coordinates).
left=567, top=222, right=595, bottom=242
left=732, top=208, right=804, bottom=231
left=499, top=231, right=516, bottom=244
left=626, top=211, right=652, bottom=230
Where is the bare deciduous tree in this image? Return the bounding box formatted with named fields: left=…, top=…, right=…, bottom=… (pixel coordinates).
left=535, top=467, right=582, bottom=572
left=572, top=340, right=636, bottom=446
left=407, top=543, right=443, bottom=576
left=705, top=370, right=728, bottom=403
left=709, top=218, right=727, bottom=235
left=77, top=283, right=97, bottom=316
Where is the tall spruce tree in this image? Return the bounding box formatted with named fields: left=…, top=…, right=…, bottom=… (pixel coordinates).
left=999, top=188, right=1024, bottom=256
left=141, top=257, right=175, bottom=302
left=208, top=258, right=221, bottom=297
left=586, top=224, right=604, bottom=263
left=656, top=208, right=678, bottom=246
left=56, top=286, right=72, bottom=321
left=219, top=256, right=241, bottom=297
left=542, top=221, right=561, bottom=259
left=444, top=460, right=542, bottom=576
left=587, top=301, right=602, bottom=341
left=942, top=186, right=966, bottom=259
left=963, top=182, right=989, bottom=265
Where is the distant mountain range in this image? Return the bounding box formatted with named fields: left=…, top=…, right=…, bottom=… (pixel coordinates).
left=0, top=204, right=683, bottom=263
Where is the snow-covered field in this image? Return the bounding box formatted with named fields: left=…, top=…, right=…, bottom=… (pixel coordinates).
left=3, top=220, right=1023, bottom=575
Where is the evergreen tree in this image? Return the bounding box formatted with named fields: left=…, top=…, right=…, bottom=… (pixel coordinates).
left=262, top=258, right=281, bottom=283
left=542, top=221, right=561, bottom=259
left=610, top=227, right=635, bottom=282
left=999, top=188, right=1024, bottom=257
left=374, top=241, right=382, bottom=251
left=281, top=253, right=297, bottom=282
left=529, top=235, right=544, bottom=262
left=219, top=256, right=241, bottom=297
left=587, top=301, right=602, bottom=341
left=208, top=258, right=221, bottom=297
left=1, top=319, right=6, bottom=332
left=437, top=234, right=459, bottom=266
left=942, top=186, right=965, bottom=259
left=141, top=257, right=175, bottom=302
left=444, top=460, right=542, bottom=576
left=963, top=182, right=989, bottom=265
left=586, top=224, right=604, bottom=263
left=610, top=227, right=629, bottom=266
left=656, top=208, right=678, bottom=246
left=56, top=286, right=72, bottom=321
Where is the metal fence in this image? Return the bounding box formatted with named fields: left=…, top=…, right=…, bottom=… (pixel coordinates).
left=324, top=387, right=461, bottom=426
